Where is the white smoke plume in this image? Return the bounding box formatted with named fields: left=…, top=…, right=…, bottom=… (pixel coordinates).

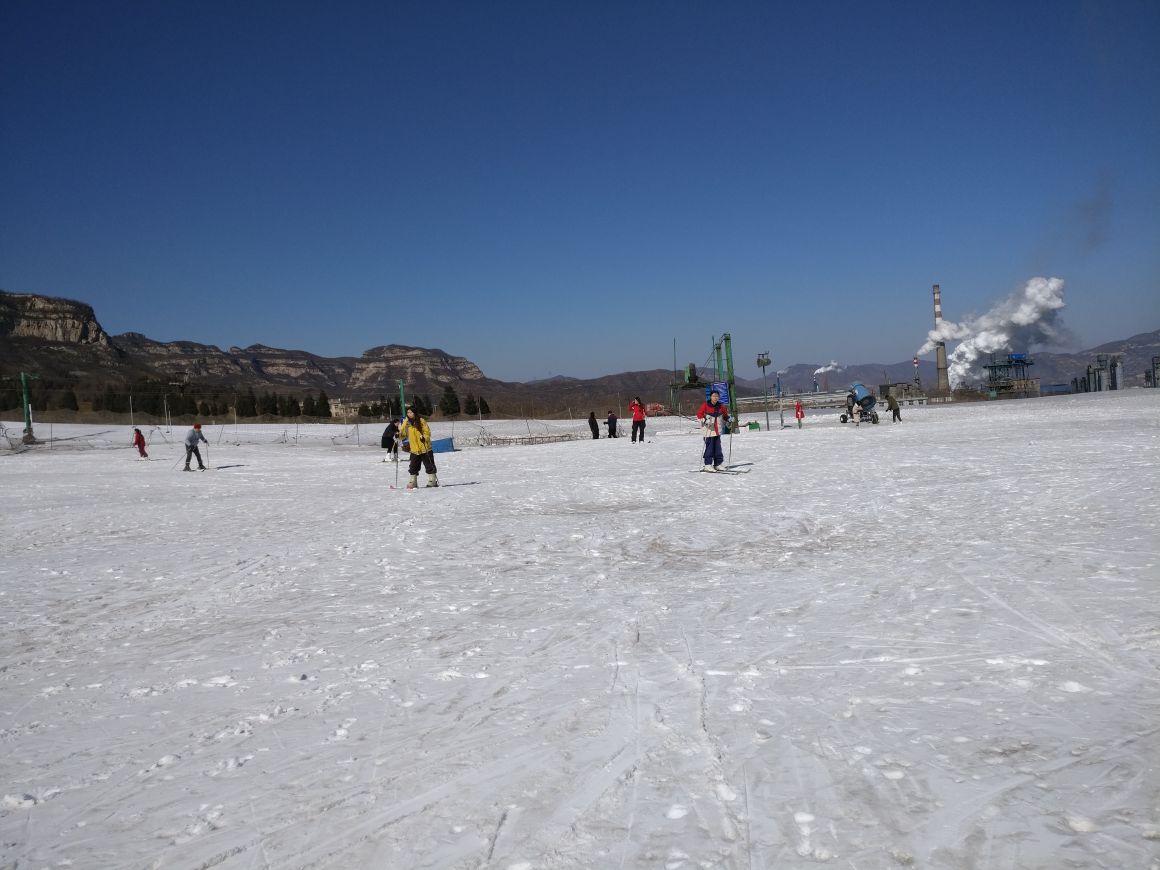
left=813, top=361, right=842, bottom=375
left=918, top=276, right=1067, bottom=387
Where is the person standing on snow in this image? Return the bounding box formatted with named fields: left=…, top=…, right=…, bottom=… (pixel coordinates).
left=696, top=389, right=729, bottom=471
left=183, top=423, right=207, bottom=471
left=794, top=400, right=805, bottom=429
left=132, top=427, right=148, bottom=459
left=587, top=411, right=600, bottom=440
left=605, top=410, right=618, bottom=438
left=887, top=393, right=901, bottom=423
left=380, top=418, right=400, bottom=462
left=399, top=405, right=438, bottom=488
left=628, top=397, right=647, bottom=443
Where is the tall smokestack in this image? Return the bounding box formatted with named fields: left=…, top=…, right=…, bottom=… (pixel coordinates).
left=932, top=284, right=950, bottom=393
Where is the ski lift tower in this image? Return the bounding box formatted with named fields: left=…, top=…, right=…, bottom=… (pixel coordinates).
left=712, top=334, right=739, bottom=425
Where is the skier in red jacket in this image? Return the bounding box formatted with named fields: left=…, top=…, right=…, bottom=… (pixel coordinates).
left=695, top=390, right=729, bottom=471
left=628, top=397, right=647, bottom=443
left=131, top=428, right=148, bottom=459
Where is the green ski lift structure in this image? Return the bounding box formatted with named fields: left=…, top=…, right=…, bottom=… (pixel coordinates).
left=669, top=334, right=739, bottom=423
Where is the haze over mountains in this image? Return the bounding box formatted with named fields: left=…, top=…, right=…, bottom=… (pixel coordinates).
left=2, top=290, right=1157, bottom=414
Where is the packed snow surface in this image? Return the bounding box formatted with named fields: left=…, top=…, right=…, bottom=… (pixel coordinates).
left=3, top=391, right=1159, bottom=869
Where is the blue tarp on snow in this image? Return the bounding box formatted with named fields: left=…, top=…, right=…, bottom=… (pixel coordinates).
left=431, top=437, right=456, bottom=453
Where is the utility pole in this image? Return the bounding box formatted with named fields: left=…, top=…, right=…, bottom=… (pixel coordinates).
left=777, top=370, right=785, bottom=428
left=756, top=352, right=771, bottom=431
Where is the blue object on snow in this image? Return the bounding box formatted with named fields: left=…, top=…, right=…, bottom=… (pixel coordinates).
left=849, top=382, right=876, bottom=409
left=431, top=437, right=456, bottom=453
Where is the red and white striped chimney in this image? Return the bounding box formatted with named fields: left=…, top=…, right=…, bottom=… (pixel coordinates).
left=932, top=284, right=950, bottom=393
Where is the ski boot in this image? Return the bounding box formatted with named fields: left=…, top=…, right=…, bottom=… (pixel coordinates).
left=406, top=475, right=419, bottom=490
left=426, top=474, right=439, bottom=488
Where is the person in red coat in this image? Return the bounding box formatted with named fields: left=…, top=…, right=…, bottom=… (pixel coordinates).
left=794, top=400, right=805, bottom=429
left=628, top=396, right=647, bottom=443
left=695, top=390, right=729, bottom=471
left=131, top=427, right=148, bottom=459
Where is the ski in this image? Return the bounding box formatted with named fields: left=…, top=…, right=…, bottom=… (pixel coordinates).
left=690, top=468, right=749, bottom=474
left=394, top=481, right=480, bottom=490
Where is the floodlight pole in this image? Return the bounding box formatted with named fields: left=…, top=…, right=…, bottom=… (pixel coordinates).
left=756, top=353, right=771, bottom=431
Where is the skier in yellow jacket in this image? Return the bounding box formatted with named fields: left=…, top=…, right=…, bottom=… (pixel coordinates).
left=399, top=405, right=438, bottom=489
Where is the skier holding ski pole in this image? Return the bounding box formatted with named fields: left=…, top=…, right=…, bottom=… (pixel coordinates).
left=183, top=423, right=208, bottom=471
left=398, top=406, right=438, bottom=489
left=695, top=389, right=729, bottom=472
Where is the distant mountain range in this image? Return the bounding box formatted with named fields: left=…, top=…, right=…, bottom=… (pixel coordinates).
left=2, top=290, right=1157, bottom=415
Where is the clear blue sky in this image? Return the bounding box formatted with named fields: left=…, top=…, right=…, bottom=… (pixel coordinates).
left=3, top=1, right=1157, bottom=381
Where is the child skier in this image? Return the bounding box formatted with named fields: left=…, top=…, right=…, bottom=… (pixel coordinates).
left=132, top=427, right=148, bottom=459
left=695, top=390, right=729, bottom=471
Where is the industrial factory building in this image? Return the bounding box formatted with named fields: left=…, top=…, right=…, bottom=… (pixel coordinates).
left=1072, top=354, right=1125, bottom=393
left=982, top=353, right=1039, bottom=399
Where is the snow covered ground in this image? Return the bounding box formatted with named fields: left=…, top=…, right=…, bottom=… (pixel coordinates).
left=2, top=392, right=1159, bottom=870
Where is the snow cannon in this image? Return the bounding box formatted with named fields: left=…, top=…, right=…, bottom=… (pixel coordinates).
left=850, top=382, right=875, bottom=410
left=840, top=382, right=880, bottom=424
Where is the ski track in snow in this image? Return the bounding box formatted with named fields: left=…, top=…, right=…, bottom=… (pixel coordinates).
left=2, top=392, right=1160, bottom=869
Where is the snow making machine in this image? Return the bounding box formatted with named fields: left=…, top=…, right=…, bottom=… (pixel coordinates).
left=840, top=382, right=880, bottom=424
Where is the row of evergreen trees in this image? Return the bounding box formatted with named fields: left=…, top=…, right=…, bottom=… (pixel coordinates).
left=355, top=387, right=490, bottom=419
left=1, top=378, right=490, bottom=419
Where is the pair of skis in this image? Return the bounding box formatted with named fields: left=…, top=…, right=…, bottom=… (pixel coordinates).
left=692, top=464, right=750, bottom=475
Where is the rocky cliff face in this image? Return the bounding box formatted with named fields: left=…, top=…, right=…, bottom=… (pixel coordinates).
left=112, top=333, right=356, bottom=392
left=0, top=291, right=111, bottom=345
left=346, top=345, right=487, bottom=394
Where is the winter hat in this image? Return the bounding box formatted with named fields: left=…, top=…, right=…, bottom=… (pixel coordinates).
left=193, top=423, right=201, bottom=429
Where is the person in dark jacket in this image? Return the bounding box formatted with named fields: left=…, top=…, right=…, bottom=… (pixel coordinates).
left=588, top=412, right=600, bottom=440
left=381, top=419, right=400, bottom=461
left=887, top=393, right=901, bottom=422
left=606, top=411, right=618, bottom=438
left=132, top=427, right=148, bottom=459
left=628, top=397, right=647, bottom=443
